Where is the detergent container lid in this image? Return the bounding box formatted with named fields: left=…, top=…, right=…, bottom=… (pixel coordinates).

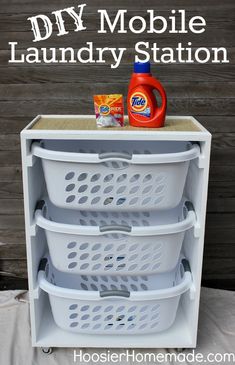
left=134, top=61, right=151, bottom=73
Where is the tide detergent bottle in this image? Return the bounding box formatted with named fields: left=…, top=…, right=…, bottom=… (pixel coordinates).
left=127, top=62, right=167, bottom=128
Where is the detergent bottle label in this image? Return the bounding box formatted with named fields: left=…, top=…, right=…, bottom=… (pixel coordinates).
left=130, top=91, right=151, bottom=118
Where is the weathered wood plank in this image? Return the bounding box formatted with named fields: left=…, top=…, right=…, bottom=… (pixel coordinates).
left=0, top=99, right=234, bottom=117
left=0, top=134, right=20, bottom=151
left=0, top=83, right=234, bottom=100
left=0, top=229, right=25, bottom=245
left=0, top=166, right=22, bottom=181
left=1, top=48, right=235, bottom=65
left=3, top=30, right=234, bottom=51
left=0, top=199, right=23, bottom=214
left=0, top=9, right=234, bottom=32
left=0, top=182, right=23, bottom=198
left=0, top=0, right=234, bottom=13
left=0, top=152, right=22, bottom=166
left=0, top=259, right=27, bottom=277
left=0, top=65, right=234, bottom=84
left=0, top=243, right=26, bottom=259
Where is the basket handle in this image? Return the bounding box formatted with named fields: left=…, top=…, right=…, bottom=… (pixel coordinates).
left=100, top=290, right=130, bottom=298
left=98, top=151, right=132, bottom=161
left=181, top=258, right=191, bottom=273
left=100, top=224, right=132, bottom=233
left=38, top=257, right=48, bottom=272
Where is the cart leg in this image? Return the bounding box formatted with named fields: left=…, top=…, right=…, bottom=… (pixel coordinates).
left=41, top=347, right=53, bottom=354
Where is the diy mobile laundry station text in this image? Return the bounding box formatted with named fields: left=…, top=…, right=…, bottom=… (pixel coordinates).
left=8, top=3, right=230, bottom=68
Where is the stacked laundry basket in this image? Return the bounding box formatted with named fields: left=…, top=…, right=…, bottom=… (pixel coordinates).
left=32, top=138, right=199, bottom=335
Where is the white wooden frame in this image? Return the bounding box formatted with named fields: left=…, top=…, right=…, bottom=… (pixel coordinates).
left=21, top=115, right=211, bottom=349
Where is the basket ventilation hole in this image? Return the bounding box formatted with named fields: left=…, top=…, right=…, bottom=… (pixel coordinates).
left=116, top=186, right=126, bottom=194
left=101, top=276, right=108, bottom=283
left=104, top=197, right=113, bottom=205
left=81, top=314, right=89, bottom=320
left=104, top=244, right=113, bottom=251
left=80, top=263, right=89, bottom=270
left=69, top=313, right=78, bottom=319
left=68, top=262, right=77, bottom=269
left=92, top=307, right=101, bottom=313
left=65, top=172, right=75, bottom=180
left=80, top=305, right=89, bottom=311
left=70, top=322, right=78, bottom=328
left=117, top=174, right=127, bottom=183
left=105, top=315, right=113, bottom=321
left=130, top=284, right=138, bottom=291
left=93, top=315, right=102, bottom=321
left=143, top=174, right=152, bottom=183
left=153, top=262, right=161, bottom=270
left=128, top=306, right=137, bottom=313
left=66, top=195, right=75, bottom=203
left=80, top=253, right=89, bottom=260
left=104, top=306, right=114, bottom=313
left=140, top=264, right=150, bottom=271
left=92, top=243, right=101, bottom=251
left=68, top=252, right=77, bottom=259
left=116, top=198, right=126, bottom=205
left=140, top=283, right=148, bottom=290
left=104, top=186, right=113, bottom=194
left=67, top=241, right=77, bottom=249
left=92, top=254, right=101, bottom=261
left=78, top=173, right=87, bottom=181
left=140, top=305, right=148, bottom=313
left=153, top=252, right=162, bottom=260
left=78, top=196, right=88, bottom=204
left=69, top=304, right=78, bottom=310
left=143, top=185, right=152, bottom=194
left=81, top=283, right=88, bottom=290
left=80, top=243, right=88, bottom=250
left=152, top=304, right=160, bottom=312
left=91, top=197, right=101, bottom=205
left=129, top=244, right=138, bottom=252
left=155, top=184, right=164, bottom=194
left=91, top=173, right=101, bottom=182
left=90, top=284, right=98, bottom=291
left=81, top=323, right=90, bottom=329
left=130, top=174, right=140, bottom=183
left=93, top=323, right=101, bottom=330
left=139, top=323, right=148, bottom=330
left=155, top=196, right=164, bottom=205
left=142, top=197, right=151, bottom=206
left=116, top=306, right=125, bottom=312
left=129, top=197, right=138, bottom=205
left=130, top=186, right=139, bottom=194
left=156, top=174, right=165, bottom=183
left=104, top=174, right=114, bottom=182
left=78, top=185, right=88, bottom=193
left=151, top=312, right=160, bottom=321
left=66, top=184, right=75, bottom=192
left=91, top=185, right=101, bottom=193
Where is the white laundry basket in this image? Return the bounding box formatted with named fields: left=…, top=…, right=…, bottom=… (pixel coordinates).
left=32, top=140, right=200, bottom=211
left=38, top=256, right=192, bottom=334
left=35, top=200, right=196, bottom=275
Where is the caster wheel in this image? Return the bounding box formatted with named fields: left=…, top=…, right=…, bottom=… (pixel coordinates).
left=41, top=347, right=53, bottom=354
